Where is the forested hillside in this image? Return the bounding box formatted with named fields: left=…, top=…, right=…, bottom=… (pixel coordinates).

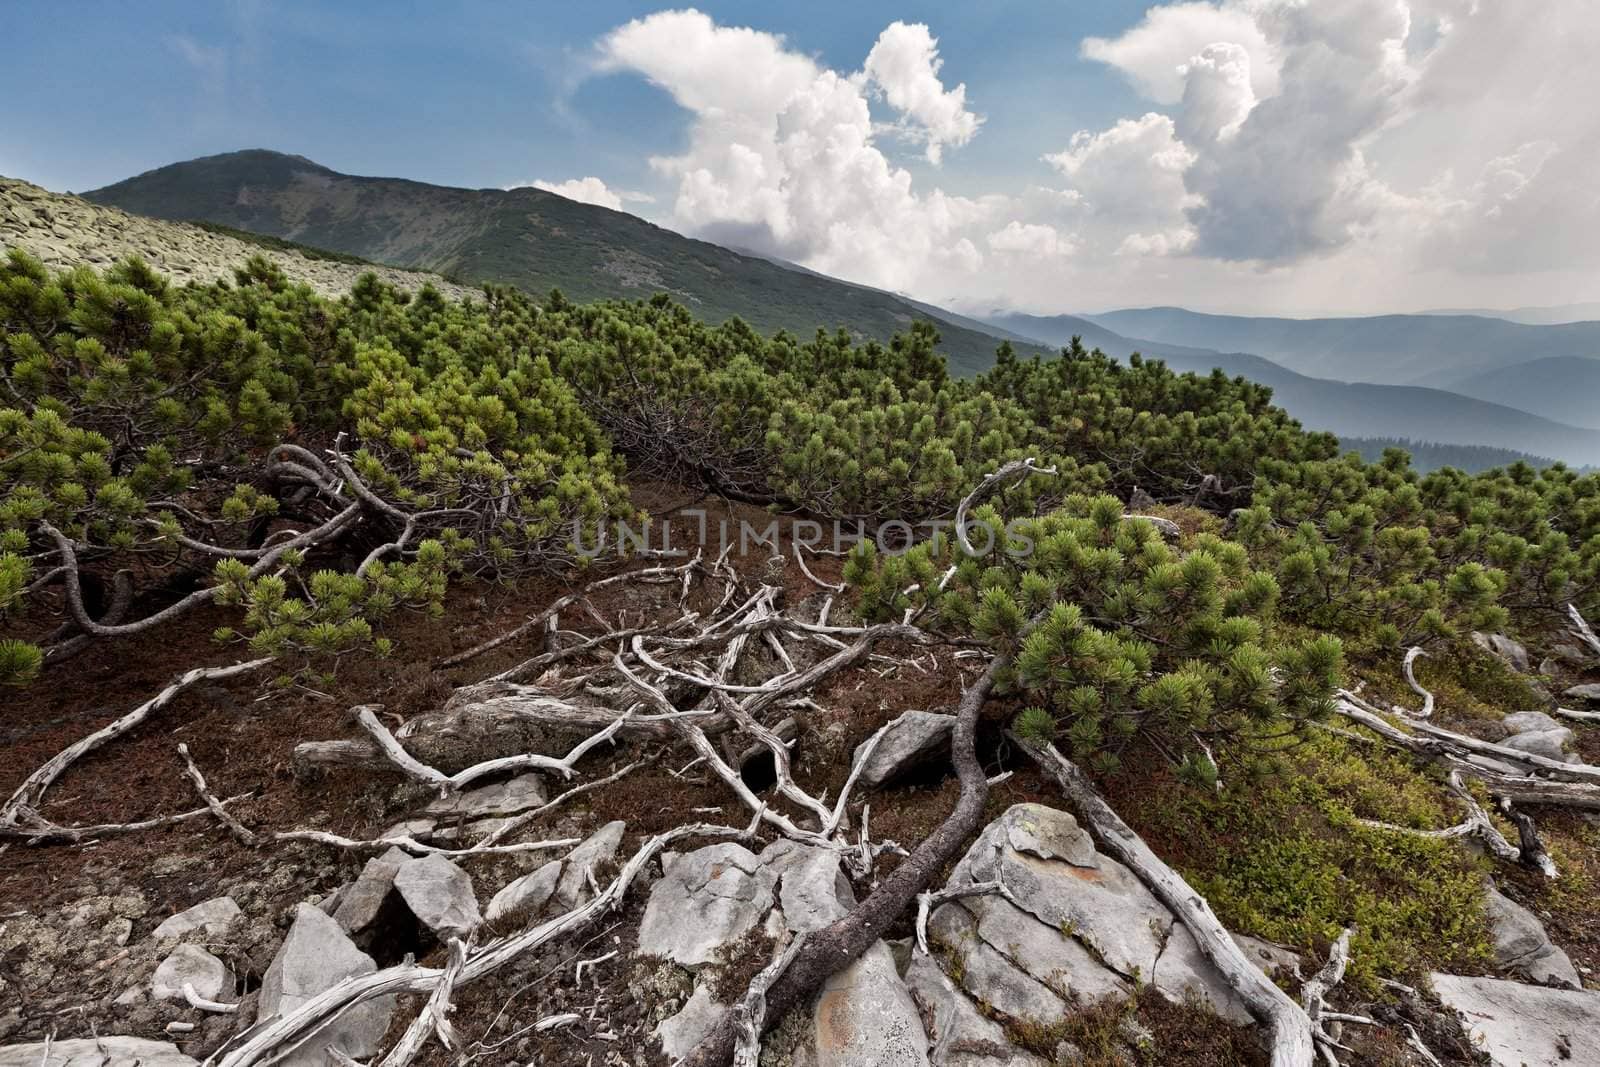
left=82, top=150, right=1039, bottom=376
left=5, top=248, right=1600, bottom=1067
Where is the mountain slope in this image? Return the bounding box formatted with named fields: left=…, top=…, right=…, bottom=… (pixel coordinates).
left=1083, top=306, right=1600, bottom=387
left=1420, top=303, right=1600, bottom=326
left=983, top=311, right=1600, bottom=467
left=83, top=150, right=1029, bottom=376
left=1444, top=356, right=1600, bottom=430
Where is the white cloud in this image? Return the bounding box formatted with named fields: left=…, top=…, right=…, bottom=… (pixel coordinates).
left=594, top=10, right=992, bottom=292
left=1082, top=2, right=1278, bottom=104
left=987, top=221, right=1073, bottom=258
left=861, top=21, right=983, bottom=164
left=507, top=177, right=654, bottom=211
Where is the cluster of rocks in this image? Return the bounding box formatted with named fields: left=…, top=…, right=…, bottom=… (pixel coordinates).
left=0, top=177, right=476, bottom=301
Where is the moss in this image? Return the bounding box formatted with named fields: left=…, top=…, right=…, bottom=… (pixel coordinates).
left=1118, top=732, right=1493, bottom=991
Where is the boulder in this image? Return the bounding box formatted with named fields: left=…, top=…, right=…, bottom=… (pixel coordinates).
left=654, top=984, right=730, bottom=1061
left=927, top=903, right=1076, bottom=1026
left=0, top=1037, right=197, bottom=1066
left=392, top=854, right=482, bottom=938
left=854, top=711, right=956, bottom=789
left=331, top=846, right=410, bottom=935
left=637, top=843, right=778, bottom=968
left=553, top=820, right=626, bottom=909
left=1474, top=633, right=1531, bottom=672
left=1432, top=973, right=1600, bottom=1066
left=937, top=804, right=1250, bottom=1024
left=151, top=896, right=240, bottom=941
left=151, top=943, right=231, bottom=1003
left=423, top=774, right=547, bottom=819
left=485, top=859, right=562, bottom=923
left=803, top=942, right=929, bottom=1066
left=1484, top=887, right=1581, bottom=989
left=903, top=952, right=1047, bottom=1067
left=1564, top=683, right=1600, bottom=705
left=259, top=904, right=394, bottom=1066
left=1501, top=728, right=1576, bottom=763
left=1502, top=710, right=1564, bottom=734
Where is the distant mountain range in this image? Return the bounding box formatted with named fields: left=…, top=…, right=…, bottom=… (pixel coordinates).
left=1419, top=303, right=1600, bottom=326
left=63, top=149, right=1600, bottom=468
left=1080, top=306, right=1600, bottom=390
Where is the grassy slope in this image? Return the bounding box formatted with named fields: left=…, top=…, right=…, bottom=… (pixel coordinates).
left=85, top=150, right=1037, bottom=376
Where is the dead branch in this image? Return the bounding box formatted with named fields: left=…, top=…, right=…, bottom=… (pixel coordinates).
left=1569, top=603, right=1600, bottom=658
left=271, top=829, right=579, bottom=859
left=183, top=982, right=239, bottom=1014
left=2, top=658, right=274, bottom=833
left=953, top=457, right=1057, bottom=557
left=732, top=933, right=809, bottom=1067
left=377, top=937, right=468, bottom=1067
left=1014, top=735, right=1318, bottom=1067
left=3, top=794, right=254, bottom=845
left=914, top=879, right=1017, bottom=955
left=1301, top=926, right=1356, bottom=1063
left=1399, top=647, right=1434, bottom=718
left=177, top=743, right=257, bottom=846
left=473, top=761, right=642, bottom=848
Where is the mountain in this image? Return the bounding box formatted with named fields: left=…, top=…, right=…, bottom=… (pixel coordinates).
left=982, top=311, right=1600, bottom=467
left=1443, top=356, right=1600, bottom=430
left=1420, top=303, right=1600, bottom=326
left=1081, top=306, right=1600, bottom=388
left=81, top=150, right=1034, bottom=376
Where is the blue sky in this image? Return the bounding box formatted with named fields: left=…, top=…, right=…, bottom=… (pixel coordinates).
left=5, top=2, right=1598, bottom=315
left=2, top=2, right=1148, bottom=196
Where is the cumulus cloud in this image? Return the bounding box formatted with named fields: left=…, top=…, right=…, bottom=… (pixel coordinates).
left=861, top=21, right=983, bottom=163
left=1082, top=2, right=1277, bottom=104
left=594, top=10, right=991, bottom=291
left=988, top=221, right=1073, bottom=258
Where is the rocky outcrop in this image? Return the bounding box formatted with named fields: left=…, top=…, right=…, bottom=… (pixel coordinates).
left=553, top=820, right=626, bottom=909
left=330, top=847, right=410, bottom=936
left=1473, top=632, right=1531, bottom=672
left=0, top=1037, right=197, bottom=1066
left=1432, top=973, right=1600, bottom=1066
left=0, top=178, right=474, bottom=301
left=485, top=859, right=562, bottom=924
left=1564, top=682, right=1600, bottom=704
left=637, top=843, right=778, bottom=968
left=926, top=804, right=1251, bottom=1029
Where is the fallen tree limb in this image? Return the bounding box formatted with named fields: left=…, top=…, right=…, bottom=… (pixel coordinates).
left=1399, top=647, right=1434, bottom=718
left=1013, top=735, right=1317, bottom=1067
left=177, top=743, right=257, bottom=846
left=1570, top=603, right=1600, bottom=658
left=2, top=657, right=274, bottom=833
left=272, top=829, right=580, bottom=859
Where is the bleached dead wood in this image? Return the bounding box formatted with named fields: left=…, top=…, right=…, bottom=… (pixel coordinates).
left=177, top=743, right=257, bottom=846
left=272, top=829, right=579, bottom=858
left=376, top=936, right=467, bottom=1067
left=731, top=933, right=809, bottom=1067
left=1014, top=735, right=1317, bottom=1067
left=1, top=657, right=274, bottom=837
left=914, top=879, right=1017, bottom=955
left=1399, top=647, right=1434, bottom=718
left=953, top=457, right=1057, bottom=557
left=1569, top=603, right=1600, bottom=658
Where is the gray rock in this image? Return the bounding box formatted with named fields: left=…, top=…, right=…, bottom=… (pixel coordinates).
left=927, top=903, right=1069, bottom=1026
left=1501, top=728, right=1576, bottom=763
left=903, top=952, right=1047, bottom=1067
left=1503, top=710, right=1564, bottom=734
left=1432, top=973, right=1600, bottom=1066
left=855, top=711, right=956, bottom=789
left=654, top=983, right=730, bottom=1061
left=152, top=943, right=231, bottom=1003
left=423, top=774, right=547, bottom=818
left=151, top=896, right=241, bottom=941
left=1485, top=887, right=1581, bottom=989
left=637, top=843, right=777, bottom=968
left=485, top=859, right=562, bottom=924
left=1150, top=923, right=1253, bottom=1024
left=0, top=1037, right=197, bottom=1066
left=966, top=897, right=1128, bottom=1004
left=1474, top=632, right=1531, bottom=672
left=1551, top=643, right=1594, bottom=667
left=761, top=840, right=856, bottom=933
left=260, top=904, right=395, bottom=1066
left=806, top=941, right=929, bottom=1066
left=392, top=854, right=482, bottom=937
left=331, top=846, right=410, bottom=935
left=553, top=820, right=626, bottom=909
left=1564, top=683, right=1600, bottom=704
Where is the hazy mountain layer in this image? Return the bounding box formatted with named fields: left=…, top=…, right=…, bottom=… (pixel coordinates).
left=1083, top=305, right=1600, bottom=387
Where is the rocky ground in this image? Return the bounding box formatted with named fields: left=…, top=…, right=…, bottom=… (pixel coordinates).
left=0, top=177, right=476, bottom=301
